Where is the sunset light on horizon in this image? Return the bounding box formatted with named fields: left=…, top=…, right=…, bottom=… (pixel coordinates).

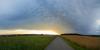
left=0, top=29, right=60, bottom=35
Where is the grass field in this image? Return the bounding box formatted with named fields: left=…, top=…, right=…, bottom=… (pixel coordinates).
left=0, top=35, right=55, bottom=50
left=62, top=35, right=100, bottom=50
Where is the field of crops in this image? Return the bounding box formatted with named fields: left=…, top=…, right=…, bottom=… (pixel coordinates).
left=62, top=35, right=100, bottom=50
left=0, top=35, right=55, bottom=50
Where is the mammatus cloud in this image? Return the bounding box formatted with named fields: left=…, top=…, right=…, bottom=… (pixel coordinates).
left=0, top=0, right=100, bottom=35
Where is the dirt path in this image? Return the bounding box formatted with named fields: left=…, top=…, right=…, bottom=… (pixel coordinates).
left=45, top=37, right=74, bottom=50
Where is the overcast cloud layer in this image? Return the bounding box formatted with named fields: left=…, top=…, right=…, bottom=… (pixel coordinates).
left=0, top=0, right=100, bottom=35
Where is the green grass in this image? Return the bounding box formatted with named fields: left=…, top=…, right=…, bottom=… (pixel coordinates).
left=0, top=35, right=55, bottom=50
left=61, top=37, right=90, bottom=50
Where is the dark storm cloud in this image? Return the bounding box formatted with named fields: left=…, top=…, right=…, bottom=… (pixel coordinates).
left=0, top=0, right=100, bottom=35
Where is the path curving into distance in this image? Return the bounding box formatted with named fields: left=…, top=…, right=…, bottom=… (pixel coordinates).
left=45, top=37, right=74, bottom=50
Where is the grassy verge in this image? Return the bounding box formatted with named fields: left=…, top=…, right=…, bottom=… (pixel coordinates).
left=61, top=36, right=90, bottom=50
left=0, top=35, right=55, bottom=50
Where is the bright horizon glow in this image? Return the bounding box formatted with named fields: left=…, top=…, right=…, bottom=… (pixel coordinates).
left=0, top=29, right=60, bottom=35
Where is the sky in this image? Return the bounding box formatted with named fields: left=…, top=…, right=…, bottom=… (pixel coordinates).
left=0, top=0, right=100, bottom=35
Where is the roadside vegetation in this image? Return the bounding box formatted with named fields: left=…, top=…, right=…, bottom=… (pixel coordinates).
left=0, top=35, right=55, bottom=50
left=62, top=35, right=100, bottom=50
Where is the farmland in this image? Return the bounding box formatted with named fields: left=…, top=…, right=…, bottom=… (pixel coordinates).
left=0, top=35, right=55, bottom=50
left=62, top=35, right=100, bottom=50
